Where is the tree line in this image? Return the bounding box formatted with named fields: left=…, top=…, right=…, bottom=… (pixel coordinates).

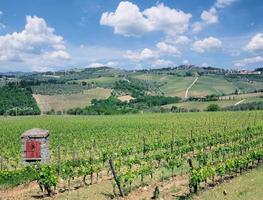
left=0, top=84, right=40, bottom=116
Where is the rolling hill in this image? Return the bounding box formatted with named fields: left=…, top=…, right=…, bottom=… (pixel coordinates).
left=1, top=66, right=263, bottom=114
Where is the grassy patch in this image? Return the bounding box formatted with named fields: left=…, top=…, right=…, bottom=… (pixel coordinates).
left=193, top=165, right=263, bottom=200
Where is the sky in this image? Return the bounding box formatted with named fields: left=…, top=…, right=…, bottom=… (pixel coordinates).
left=0, top=0, right=263, bottom=72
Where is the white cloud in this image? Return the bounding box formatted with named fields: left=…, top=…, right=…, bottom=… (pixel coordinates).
left=125, top=48, right=158, bottom=61
left=215, top=0, right=237, bottom=9
left=100, top=1, right=192, bottom=37
left=192, top=37, right=222, bottom=53
left=143, top=3, right=192, bottom=36
left=202, top=62, right=209, bottom=67
left=152, top=59, right=174, bottom=68
left=32, top=66, right=54, bottom=72
left=192, top=22, right=204, bottom=33
left=100, top=1, right=151, bottom=36
left=183, top=59, right=189, bottom=65
left=245, top=33, right=263, bottom=51
left=87, top=61, right=118, bottom=68
left=106, top=61, right=118, bottom=67
left=192, top=8, right=218, bottom=33
left=88, top=62, right=105, bottom=68
left=174, top=35, right=190, bottom=45
left=192, top=0, right=236, bottom=33
left=156, top=42, right=181, bottom=56
left=0, top=16, right=70, bottom=70
left=201, top=8, right=218, bottom=24
left=234, top=56, right=263, bottom=67
left=43, top=50, right=70, bottom=60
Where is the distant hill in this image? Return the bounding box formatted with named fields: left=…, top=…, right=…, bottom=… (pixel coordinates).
left=1, top=66, right=263, bottom=114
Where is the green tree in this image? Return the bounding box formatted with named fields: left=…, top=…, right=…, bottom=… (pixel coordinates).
left=207, top=104, right=220, bottom=112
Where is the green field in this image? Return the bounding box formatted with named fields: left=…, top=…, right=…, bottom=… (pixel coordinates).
left=1, top=111, right=263, bottom=199
left=188, top=76, right=237, bottom=97
left=132, top=74, right=240, bottom=98
left=231, top=80, right=263, bottom=93
left=131, top=73, right=170, bottom=81
left=160, top=76, right=197, bottom=97
left=33, top=88, right=112, bottom=113
left=0, top=111, right=261, bottom=167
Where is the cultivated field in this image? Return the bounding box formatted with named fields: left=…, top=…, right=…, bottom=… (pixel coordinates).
left=33, top=88, right=112, bottom=113
left=1, top=111, right=263, bottom=199
left=188, top=76, right=237, bottom=97
left=160, top=76, right=197, bottom=98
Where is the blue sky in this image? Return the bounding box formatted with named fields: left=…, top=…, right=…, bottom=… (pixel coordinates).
left=0, top=0, right=263, bottom=72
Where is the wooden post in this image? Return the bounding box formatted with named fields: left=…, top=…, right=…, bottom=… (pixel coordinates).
left=188, top=158, right=193, bottom=170
left=57, top=145, right=61, bottom=176
left=143, top=137, right=146, bottom=157
left=109, top=159, right=125, bottom=197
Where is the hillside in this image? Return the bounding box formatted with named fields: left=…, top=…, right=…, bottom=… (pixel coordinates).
left=33, top=88, right=112, bottom=113
left=1, top=66, right=263, bottom=114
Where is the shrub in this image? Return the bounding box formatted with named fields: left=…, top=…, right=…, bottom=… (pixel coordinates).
left=206, top=104, right=220, bottom=112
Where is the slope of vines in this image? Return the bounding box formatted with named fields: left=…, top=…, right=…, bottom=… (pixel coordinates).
left=0, top=111, right=263, bottom=197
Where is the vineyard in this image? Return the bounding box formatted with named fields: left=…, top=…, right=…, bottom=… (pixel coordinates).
left=1, top=111, right=263, bottom=199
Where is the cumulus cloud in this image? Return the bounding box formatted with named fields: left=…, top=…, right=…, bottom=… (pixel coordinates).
left=192, top=0, right=236, bottom=33
left=100, top=1, right=151, bottom=36
left=244, top=33, right=263, bottom=51
left=234, top=56, right=263, bottom=67
left=174, top=35, right=190, bottom=45
left=202, top=62, right=209, bottom=67
left=125, top=48, right=158, bottom=61
left=215, top=0, right=237, bottom=9
left=88, top=62, right=105, bottom=68
left=43, top=50, right=70, bottom=60
left=192, top=8, right=218, bottom=33
left=152, top=59, right=174, bottom=68
left=88, top=61, right=118, bottom=68
left=192, top=37, right=222, bottom=53
left=156, top=42, right=181, bottom=56
left=100, top=1, right=192, bottom=37
left=183, top=59, right=189, bottom=65
left=106, top=61, right=119, bottom=67
left=201, top=8, right=218, bottom=24
left=0, top=16, right=70, bottom=70
left=32, top=66, right=54, bottom=72
left=192, top=22, right=204, bottom=33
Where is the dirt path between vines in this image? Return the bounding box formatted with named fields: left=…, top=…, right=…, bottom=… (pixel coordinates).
left=185, top=77, right=198, bottom=99
left=234, top=99, right=246, bottom=106
left=0, top=174, right=189, bottom=200
left=125, top=174, right=189, bottom=200
left=0, top=181, right=40, bottom=200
